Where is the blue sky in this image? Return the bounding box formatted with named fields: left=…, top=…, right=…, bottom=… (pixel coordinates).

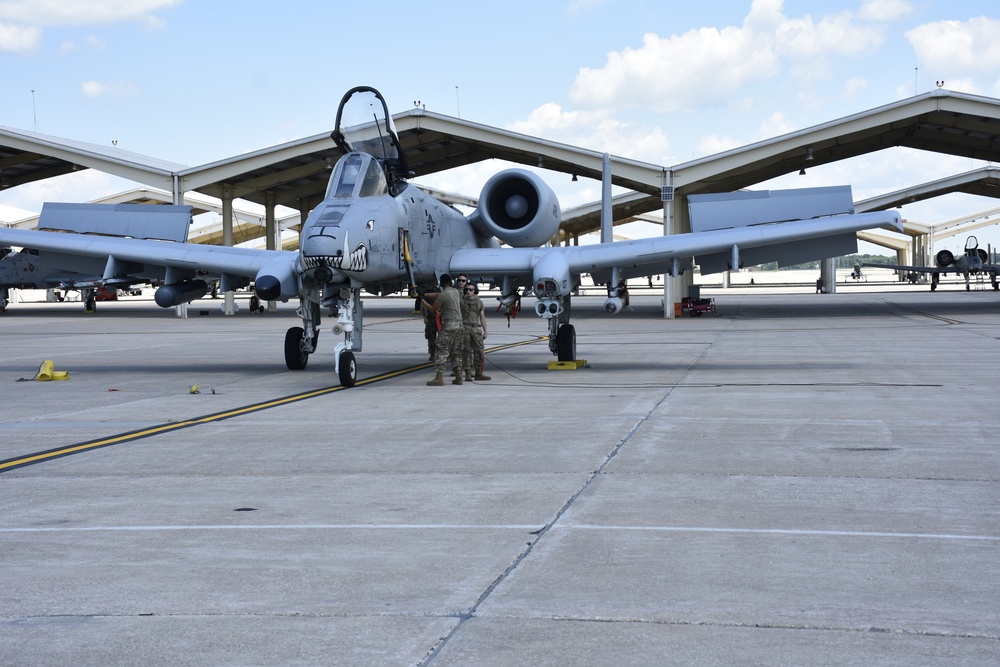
left=2, top=0, right=999, bottom=254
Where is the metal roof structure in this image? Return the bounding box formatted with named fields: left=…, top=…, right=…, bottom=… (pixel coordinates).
left=2, top=89, right=1000, bottom=243
left=854, top=165, right=1000, bottom=213
left=0, top=125, right=183, bottom=192
left=670, top=90, right=1000, bottom=195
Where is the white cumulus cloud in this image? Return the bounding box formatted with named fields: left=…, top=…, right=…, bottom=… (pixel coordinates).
left=0, top=0, right=177, bottom=53
left=507, top=102, right=671, bottom=165
left=907, top=17, right=1000, bottom=75
left=0, top=0, right=180, bottom=26
left=907, top=16, right=1000, bottom=96
left=569, top=0, right=887, bottom=113
left=0, top=20, right=40, bottom=51
left=858, top=0, right=913, bottom=23
left=81, top=80, right=141, bottom=99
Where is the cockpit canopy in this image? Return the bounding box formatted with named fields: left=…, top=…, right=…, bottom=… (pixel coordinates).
left=331, top=86, right=408, bottom=195
left=326, top=153, right=389, bottom=200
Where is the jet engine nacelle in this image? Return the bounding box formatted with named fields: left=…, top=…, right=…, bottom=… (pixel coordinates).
left=154, top=280, right=209, bottom=308
left=473, top=169, right=561, bottom=248
left=935, top=249, right=955, bottom=268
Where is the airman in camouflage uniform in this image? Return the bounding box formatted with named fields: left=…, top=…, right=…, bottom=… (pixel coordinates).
left=420, top=274, right=465, bottom=386
left=461, top=281, right=490, bottom=381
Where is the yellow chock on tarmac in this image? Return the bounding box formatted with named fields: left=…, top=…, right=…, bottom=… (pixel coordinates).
left=36, top=359, right=70, bottom=381
left=189, top=384, right=200, bottom=394
left=547, top=359, right=587, bottom=371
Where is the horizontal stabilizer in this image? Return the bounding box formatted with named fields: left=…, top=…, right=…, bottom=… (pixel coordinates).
left=38, top=203, right=193, bottom=243
left=688, top=186, right=854, bottom=232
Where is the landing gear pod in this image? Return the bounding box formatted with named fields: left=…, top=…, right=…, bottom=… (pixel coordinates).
left=154, top=280, right=209, bottom=308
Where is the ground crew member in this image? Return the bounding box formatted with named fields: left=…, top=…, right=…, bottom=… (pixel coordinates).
left=461, top=281, right=490, bottom=381
left=420, top=273, right=464, bottom=386
left=419, top=280, right=440, bottom=360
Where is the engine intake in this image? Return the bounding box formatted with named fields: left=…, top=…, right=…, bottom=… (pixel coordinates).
left=473, top=169, right=561, bottom=247
left=935, top=249, right=955, bottom=267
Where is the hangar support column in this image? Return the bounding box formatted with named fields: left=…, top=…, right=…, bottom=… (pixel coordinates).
left=896, top=248, right=909, bottom=281
left=171, top=174, right=188, bottom=319
left=661, top=172, right=674, bottom=319
left=820, top=258, right=836, bottom=293
left=222, top=185, right=236, bottom=316
left=265, top=191, right=278, bottom=312
left=663, top=178, right=691, bottom=319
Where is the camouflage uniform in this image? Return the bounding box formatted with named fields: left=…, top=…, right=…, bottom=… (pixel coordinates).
left=421, top=282, right=440, bottom=359
left=433, top=286, right=464, bottom=375
left=461, top=294, right=487, bottom=378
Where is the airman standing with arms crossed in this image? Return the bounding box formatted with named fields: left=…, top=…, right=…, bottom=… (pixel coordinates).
left=461, top=281, right=490, bottom=381
left=420, top=273, right=465, bottom=386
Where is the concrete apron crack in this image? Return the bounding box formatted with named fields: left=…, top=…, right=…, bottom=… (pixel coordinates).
left=421, top=328, right=723, bottom=665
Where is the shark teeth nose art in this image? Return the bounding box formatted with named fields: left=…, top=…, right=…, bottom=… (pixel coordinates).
left=304, top=243, right=369, bottom=273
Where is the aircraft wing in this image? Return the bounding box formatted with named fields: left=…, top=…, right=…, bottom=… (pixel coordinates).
left=861, top=262, right=1000, bottom=275
left=452, top=210, right=903, bottom=281
left=0, top=227, right=288, bottom=280
left=861, top=262, right=945, bottom=274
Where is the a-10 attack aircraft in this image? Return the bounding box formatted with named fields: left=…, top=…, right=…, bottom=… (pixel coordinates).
left=1, top=202, right=198, bottom=312
left=0, top=86, right=903, bottom=387
left=0, top=246, right=125, bottom=312
left=865, top=235, right=1000, bottom=291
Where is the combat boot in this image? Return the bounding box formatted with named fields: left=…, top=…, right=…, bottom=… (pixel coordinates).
left=474, top=372, right=492, bottom=381
left=426, top=372, right=444, bottom=386
left=465, top=369, right=475, bottom=381
left=452, top=373, right=463, bottom=385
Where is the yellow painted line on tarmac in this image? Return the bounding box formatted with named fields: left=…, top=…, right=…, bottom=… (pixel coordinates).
left=0, top=337, right=545, bottom=473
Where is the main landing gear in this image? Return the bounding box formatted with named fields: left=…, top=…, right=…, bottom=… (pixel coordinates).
left=554, top=322, right=576, bottom=362
left=545, top=295, right=576, bottom=363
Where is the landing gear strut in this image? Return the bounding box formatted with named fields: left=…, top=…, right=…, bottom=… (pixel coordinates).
left=284, top=288, right=360, bottom=388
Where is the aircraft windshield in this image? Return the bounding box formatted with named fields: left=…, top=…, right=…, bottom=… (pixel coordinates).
left=327, top=153, right=389, bottom=200
left=335, top=89, right=402, bottom=163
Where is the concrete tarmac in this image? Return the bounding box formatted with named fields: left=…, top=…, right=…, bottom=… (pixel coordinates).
left=1, top=287, right=998, bottom=666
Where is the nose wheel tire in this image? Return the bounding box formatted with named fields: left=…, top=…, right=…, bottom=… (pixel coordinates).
left=338, top=350, right=357, bottom=387
left=284, top=326, right=309, bottom=370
